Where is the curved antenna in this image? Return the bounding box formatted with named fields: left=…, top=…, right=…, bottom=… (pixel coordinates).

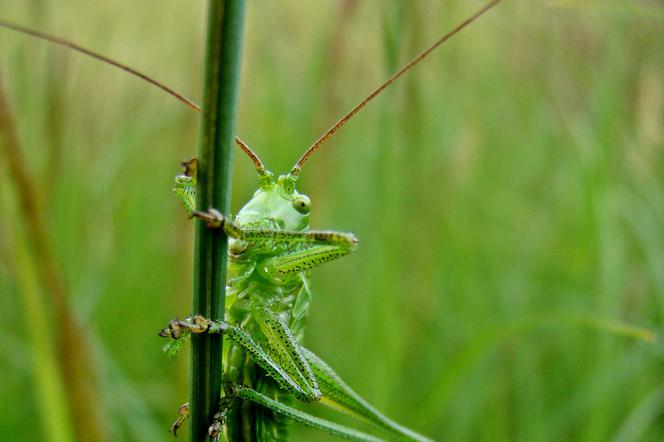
left=0, top=19, right=268, bottom=169
left=290, top=0, right=503, bottom=175
left=235, top=137, right=266, bottom=174
left=0, top=19, right=201, bottom=112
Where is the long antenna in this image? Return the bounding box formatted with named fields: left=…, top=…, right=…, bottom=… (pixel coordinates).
left=0, top=19, right=269, bottom=167
left=0, top=19, right=201, bottom=112
left=290, top=0, right=503, bottom=175
left=235, top=137, right=266, bottom=173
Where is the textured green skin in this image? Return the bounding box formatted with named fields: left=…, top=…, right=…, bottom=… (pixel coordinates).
left=183, top=171, right=338, bottom=440
left=225, top=176, right=313, bottom=441
left=174, top=171, right=432, bottom=442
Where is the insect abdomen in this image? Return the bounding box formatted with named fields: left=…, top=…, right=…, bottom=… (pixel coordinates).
left=224, top=258, right=312, bottom=440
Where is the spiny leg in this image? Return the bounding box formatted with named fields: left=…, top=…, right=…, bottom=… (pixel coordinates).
left=159, top=316, right=319, bottom=402
left=303, top=348, right=435, bottom=442
left=227, top=383, right=385, bottom=442
left=174, top=176, right=196, bottom=216
left=253, top=307, right=321, bottom=400
left=163, top=327, right=429, bottom=441
left=262, top=244, right=352, bottom=277
left=194, top=209, right=358, bottom=273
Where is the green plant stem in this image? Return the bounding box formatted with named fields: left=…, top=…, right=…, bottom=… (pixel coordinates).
left=190, top=1, right=246, bottom=440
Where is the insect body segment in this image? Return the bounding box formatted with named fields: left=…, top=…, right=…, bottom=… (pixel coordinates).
left=168, top=156, right=432, bottom=441
left=175, top=164, right=359, bottom=281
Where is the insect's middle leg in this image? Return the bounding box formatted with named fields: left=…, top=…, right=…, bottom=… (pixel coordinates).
left=160, top=313, right=320, bottom=402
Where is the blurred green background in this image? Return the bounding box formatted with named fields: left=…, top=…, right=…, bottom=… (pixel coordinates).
left=1, top=0, right=663, bottom=441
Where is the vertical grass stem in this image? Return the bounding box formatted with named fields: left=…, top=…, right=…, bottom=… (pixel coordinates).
left=190, top=1, right=246, bottom=440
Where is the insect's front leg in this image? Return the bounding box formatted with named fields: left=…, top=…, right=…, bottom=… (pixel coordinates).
left=173, top=159, right=198, bottom=216
left=173, top=176, right=196, bottom=216
left=194, top=208, right=359, bottom=275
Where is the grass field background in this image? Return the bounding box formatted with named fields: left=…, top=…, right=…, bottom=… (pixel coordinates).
left=1, top=0, right=663, bottom=440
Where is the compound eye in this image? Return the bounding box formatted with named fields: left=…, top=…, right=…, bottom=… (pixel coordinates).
left=293, top=195, right=311, bottom=214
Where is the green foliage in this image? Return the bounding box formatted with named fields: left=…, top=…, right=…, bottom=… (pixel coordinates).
left=1, top=0, right=663, bottom=441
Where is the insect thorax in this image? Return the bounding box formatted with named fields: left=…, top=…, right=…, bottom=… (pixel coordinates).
left=224, top=174, right=313, bottom=332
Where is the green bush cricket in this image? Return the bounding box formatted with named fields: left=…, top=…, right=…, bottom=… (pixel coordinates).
left=1, top=1, right=503, bottom=440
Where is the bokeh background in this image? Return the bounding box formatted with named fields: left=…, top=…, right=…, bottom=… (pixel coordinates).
left=1, top=0, right=663, bottom=441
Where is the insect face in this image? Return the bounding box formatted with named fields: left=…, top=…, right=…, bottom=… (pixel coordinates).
left=235, top=172, right=310, bottom=232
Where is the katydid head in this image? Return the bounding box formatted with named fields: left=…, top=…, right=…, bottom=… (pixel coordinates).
left=234, top=138, right=310, bottom=231
left=235, top=138, right=311, bottom=230
left=235, top=172, right=310, bottom=232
